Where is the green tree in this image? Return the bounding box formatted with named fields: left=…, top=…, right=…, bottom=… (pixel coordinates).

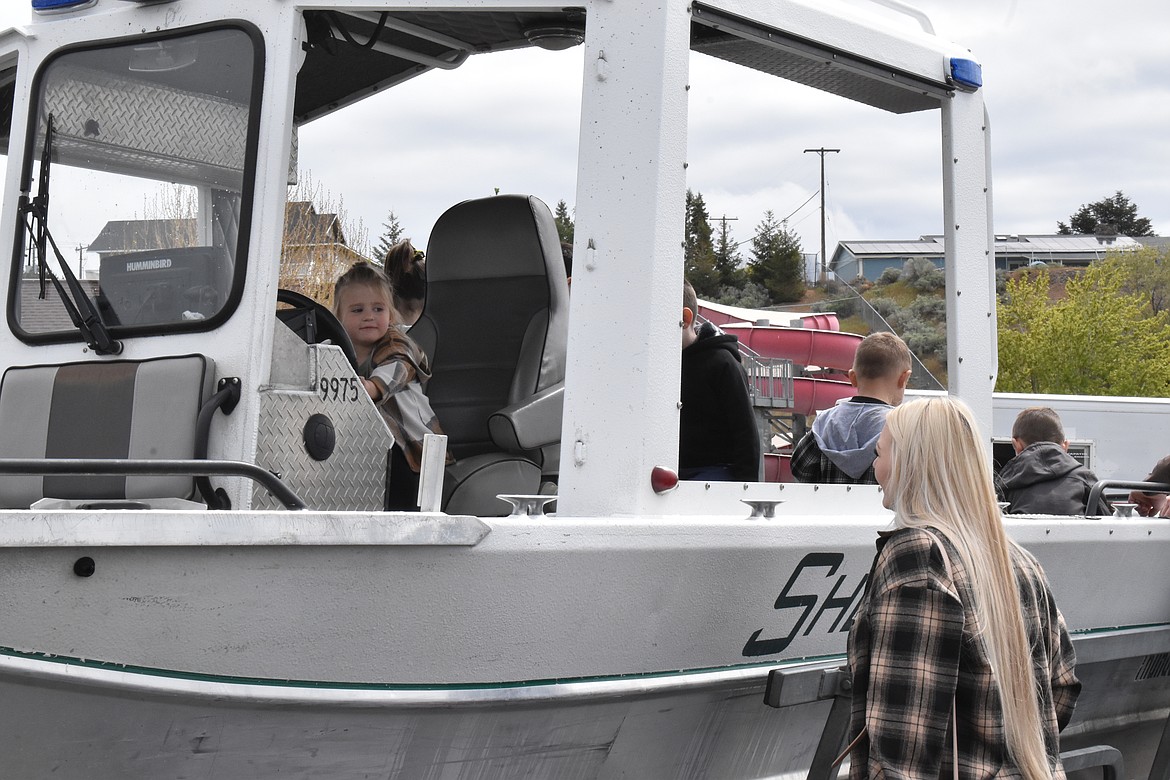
left=553, top=199, right=575, bottom=245
left=996, top=264, right=1170, bottom=396
left=1105, top=246, right=1170, bottom=315
left=684, top=190, right=719, bottom=296
left=712, top=216, right=744, bottom=288
left=374, top=210, right=404, bottom=260
left=1057, top=190, right=1155, bottom=237
left=747, top=210, right=804, bottom=304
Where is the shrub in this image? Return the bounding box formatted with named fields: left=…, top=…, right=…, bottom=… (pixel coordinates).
left=904, top=322, right=946, bottom=358
left=715, top=281, right=769, bottom=309
left=833, top=295, right=858, bottom=319
left=908, top=296, right=946, bottom=321
left=901, top=256, right=938, bottom=283
left=877, top=266, right=902, bottom=285
left=910, top=267, right=945, bottom=292
left=870, top=296, right=900, bottom=318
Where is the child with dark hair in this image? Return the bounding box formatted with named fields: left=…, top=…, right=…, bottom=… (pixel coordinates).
left=334, top=262, right=450, bottom=510
left=996, top=406, right=1101, bottom=515
left=678, top=279, right=761, bottom=482
left=382, top=239, right=427, bottom=327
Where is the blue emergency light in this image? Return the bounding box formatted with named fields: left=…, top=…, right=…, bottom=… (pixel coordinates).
left=949, top=58, right=983, bottom=91
left=33, top=0, right=97, bottom=11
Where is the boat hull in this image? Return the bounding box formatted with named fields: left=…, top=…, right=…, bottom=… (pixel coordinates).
left=0, top=653, right=830, bottom=779
left=0, top=505, right=1168, bottom=777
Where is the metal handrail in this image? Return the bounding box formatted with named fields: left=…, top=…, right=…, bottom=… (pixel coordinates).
left=0, top=458, right=306, bottom=510
left=742, top=354, right=796, bottom=409
left=866, top=0, right=935, bottom=34
left=1087, top=480, right=1170, bottom=517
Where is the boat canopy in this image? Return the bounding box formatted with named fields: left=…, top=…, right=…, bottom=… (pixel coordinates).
left=293, top=4, right=963, bottom=126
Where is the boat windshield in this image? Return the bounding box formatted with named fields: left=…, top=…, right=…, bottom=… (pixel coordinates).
left=10, top=24, right=262, bottom=342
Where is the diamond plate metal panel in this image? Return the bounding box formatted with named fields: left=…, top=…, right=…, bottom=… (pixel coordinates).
left=254, top=344, right=394, bottom=511
left=43, top=63, right=248, bottom=183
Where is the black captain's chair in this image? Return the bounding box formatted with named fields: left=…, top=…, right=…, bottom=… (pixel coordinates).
left=411, top=194, right=569, bottom=516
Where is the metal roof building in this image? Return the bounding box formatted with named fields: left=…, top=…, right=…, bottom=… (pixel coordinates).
left=830, top=233, right=1141, bottom=281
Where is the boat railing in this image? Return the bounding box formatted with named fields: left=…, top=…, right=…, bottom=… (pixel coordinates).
left=0, top=458, right=307, bottom=510
left=1087, top=480, right=1170, bottom=517
left=865, top=0, right=935, bottom=34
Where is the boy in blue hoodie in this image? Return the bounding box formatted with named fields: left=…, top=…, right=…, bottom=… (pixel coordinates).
left=791, top=331, right=911, bottom=484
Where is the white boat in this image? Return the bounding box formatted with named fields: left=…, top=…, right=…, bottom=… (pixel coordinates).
left=0, top=0, right=1167, bottom=777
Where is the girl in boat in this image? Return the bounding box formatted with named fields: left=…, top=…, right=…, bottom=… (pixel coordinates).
left=334, top=262, right=450, bottom=510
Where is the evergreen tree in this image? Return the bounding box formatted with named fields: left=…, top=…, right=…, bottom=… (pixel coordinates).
left=747, top=211, right=804, bottom=304
left=713, top=216, right=744, bottom=288
left=374, top=210, right=405, bottom=260
left=553, top=200, right=575, bottom=245
left=1057, top=190, right=1155, bottom=237
left=684, top=190, right=719, bottom=296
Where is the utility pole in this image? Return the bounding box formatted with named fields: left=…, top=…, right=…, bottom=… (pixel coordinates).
left=803, top=147, right=839, bottom=286
left=713, top=215, right=738, bottom=236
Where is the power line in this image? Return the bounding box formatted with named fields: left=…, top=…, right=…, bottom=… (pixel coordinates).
left=729, top=191, right=821, bottom=250
left=782, top=190, right=819, bottom=224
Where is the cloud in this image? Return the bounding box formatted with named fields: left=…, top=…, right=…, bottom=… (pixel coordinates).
left=4, top=0, right=1170, bottom=260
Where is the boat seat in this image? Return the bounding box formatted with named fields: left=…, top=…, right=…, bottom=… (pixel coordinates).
left=0, top=354, right=216, bottom=509
left=412, top=194, right=568, bottom=516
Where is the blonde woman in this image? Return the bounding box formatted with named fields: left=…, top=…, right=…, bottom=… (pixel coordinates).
left=846, top=396, right=1080, bottom=780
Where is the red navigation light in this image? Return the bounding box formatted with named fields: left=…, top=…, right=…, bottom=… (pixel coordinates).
left=651, top=466, right=679, bottom=494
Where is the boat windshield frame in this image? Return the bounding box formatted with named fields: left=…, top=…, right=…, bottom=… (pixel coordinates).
left=7, top=20, right=266, bottom=345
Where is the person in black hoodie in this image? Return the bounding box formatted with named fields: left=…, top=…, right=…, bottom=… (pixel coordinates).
left=996, top=407, right=1103, bottom=515
left=679, top=280, right=762, bottom=482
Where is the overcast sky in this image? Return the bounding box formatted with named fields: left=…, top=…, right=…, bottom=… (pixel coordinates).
left=3, top=0, right=1169, bottom=262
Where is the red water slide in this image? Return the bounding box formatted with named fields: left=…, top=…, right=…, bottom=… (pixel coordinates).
left=700, top=301, right=862, bottom=482
left=698, top=301, right=840, bottom=332
left=792, top=375, right=856, bottom=415
left=761, top=375, right=858, bottom=484
left=722, top=323, right=862, bottom=373
left=697, top=301, right=861, bottom=372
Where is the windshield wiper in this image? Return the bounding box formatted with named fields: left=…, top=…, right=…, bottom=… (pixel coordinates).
left=19, top=114, right=122, bottom=355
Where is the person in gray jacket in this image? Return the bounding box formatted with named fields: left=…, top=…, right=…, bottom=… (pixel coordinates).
left=791, top=332, right=912, bottom=484
left=996, top=407, right=1103, bottom=515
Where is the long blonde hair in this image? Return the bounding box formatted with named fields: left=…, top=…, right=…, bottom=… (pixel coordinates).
left=881, top=397, right=1048, bottom=780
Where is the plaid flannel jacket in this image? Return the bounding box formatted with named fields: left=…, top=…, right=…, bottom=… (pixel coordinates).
left=790, top=432, right=878, bottom=484
left=847, top=527, right=1080, bottom=780
left=360, top=325, right=452, bottom=472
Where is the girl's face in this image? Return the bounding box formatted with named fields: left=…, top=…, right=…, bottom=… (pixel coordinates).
left=874, top=425, right=894, bottom=509
left=337, top=283, right=391, bottom=354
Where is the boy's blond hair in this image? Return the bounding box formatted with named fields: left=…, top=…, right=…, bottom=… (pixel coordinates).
left=852, top=331, right=912, bottom=381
